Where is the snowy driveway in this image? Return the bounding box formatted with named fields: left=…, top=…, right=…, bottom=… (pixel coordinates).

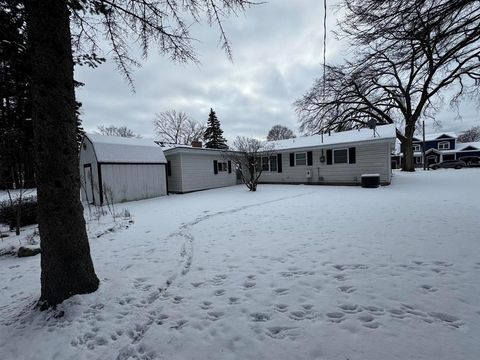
left=1, top=169, right=479, bottom=359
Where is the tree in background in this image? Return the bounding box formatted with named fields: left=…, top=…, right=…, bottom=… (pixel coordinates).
left=267, top=125, right=296, bottom=141
left=153, top=110, right=205, bottom=145
left=457, top=125, right=480, bottom=143
left=97, top=125, right=141, bottom=138
left=24, top=0, right=254, bottom=308
left=296, top=0, right=480, bottom=171
left=204, top=108, right=228, bottom=149
left=226, top=137, right=274, bottom=191
left=0, top=0, right=35, bottom=190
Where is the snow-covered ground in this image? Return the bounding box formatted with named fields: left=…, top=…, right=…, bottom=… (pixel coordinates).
left=1, top=169, right=479, bottom=360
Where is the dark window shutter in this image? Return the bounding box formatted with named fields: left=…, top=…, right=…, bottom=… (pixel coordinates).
left=277, top=154, right=282, bottom=173
left=167, top=161, right=172, bottom=176
left=307, top=151, right=313, bottom=166
left=348, top=147, right=356, bottom=164
left=326, top=149, right=332, bottom=165
left=289, top=153, right=295, bottom=166
left=228, top=160, right=232, bottom=173
left=213, top=160, right=218, bottom=174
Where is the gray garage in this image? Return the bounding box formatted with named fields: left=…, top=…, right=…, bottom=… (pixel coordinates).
left=79, top=134, right=168, bottom=205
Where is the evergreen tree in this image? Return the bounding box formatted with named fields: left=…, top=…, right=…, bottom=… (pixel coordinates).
left=203, top=108, right=228, bottom=149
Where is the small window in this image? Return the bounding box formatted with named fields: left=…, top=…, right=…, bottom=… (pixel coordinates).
left=333, top=149, right=348, bottom=164
left=412, top=144, right=421, bottom=152
left=438, top=141, right=450, bottom=150
left=218, top=162, right=228, bottom=172
left=295, top=153, right=307, bottom=166
left=415, top=156, right=422, bottom=164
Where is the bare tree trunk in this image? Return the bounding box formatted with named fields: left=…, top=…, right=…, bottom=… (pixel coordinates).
left=25, top=0, right=99, bottom=308
left=402, top=124, right=416, bottom=172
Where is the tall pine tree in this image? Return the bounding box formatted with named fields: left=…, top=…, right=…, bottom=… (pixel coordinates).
left=203, top=108, right=228, bottom=149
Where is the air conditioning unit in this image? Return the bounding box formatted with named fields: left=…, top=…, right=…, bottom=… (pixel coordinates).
left=306, top=169, right=312, bottom=178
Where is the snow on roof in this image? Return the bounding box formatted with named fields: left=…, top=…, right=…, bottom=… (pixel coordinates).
left=270, top=124, right=396, bottom=151
left=413, top=132, right=457, bottom=141
left=456, top=141, right=480, bottom=151
left=86, top=134, right=167, bottom=163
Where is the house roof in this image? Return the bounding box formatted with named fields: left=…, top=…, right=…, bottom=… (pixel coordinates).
left=85, top=134, right=167, bottom=164
left=412, top=132, right=457, bottom=142
left=456, top=142, right=480, bottom=151
left=163, top=145, right=229, bottom=156
left=269, top=124, right=396, bottom=151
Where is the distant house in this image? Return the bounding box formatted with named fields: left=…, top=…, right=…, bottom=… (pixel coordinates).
left=79, top=134, right=168, bottom=205
left=394, top=132, right=480, bottom=168
left=258, top=124, right=397, bottom=186
left=163, top=143, right=237, bottom=193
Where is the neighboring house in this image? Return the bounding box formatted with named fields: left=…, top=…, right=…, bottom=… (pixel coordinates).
left=393, top=132, right=480, bottom=168
left=79, top=134, right=168, bottom=205
left=163, top=143, right=237, bottom=193
left=258, top=124, right=396, bottom=186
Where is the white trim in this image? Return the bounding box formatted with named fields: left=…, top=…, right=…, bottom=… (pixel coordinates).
left=438, top=141, right=450, bottom=150
left=412, top=144, right=421, bottom=152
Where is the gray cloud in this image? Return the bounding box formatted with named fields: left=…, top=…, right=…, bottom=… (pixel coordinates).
left=75, top=0, right=478, bottom=142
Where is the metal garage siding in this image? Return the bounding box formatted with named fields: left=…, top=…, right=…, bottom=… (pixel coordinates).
left=101, top=164, right=167, bottom=203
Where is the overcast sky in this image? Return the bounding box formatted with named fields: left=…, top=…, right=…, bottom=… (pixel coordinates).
left=75, top=0, right=479, bottom=142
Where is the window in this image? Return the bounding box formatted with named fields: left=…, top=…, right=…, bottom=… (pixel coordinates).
left=333, top=149, right=348, bottom=164
left=415, top=156, right=422, bottom=164
left=438, top=141, right=450, bottom=150
left=261, top=155, right=278, bottom=172
left=218, top=162, right=228, bottom=172
left=412, top=144, right=421, bottom=152
left=295, top=153, right=307, bottom=166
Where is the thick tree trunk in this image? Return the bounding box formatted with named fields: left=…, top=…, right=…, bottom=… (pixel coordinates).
left=25, top=0, right=99, bottom=308
left=401, top=123, right=416, bottom=172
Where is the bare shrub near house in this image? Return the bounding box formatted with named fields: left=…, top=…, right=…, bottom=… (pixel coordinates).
left=226, top=137, right=275, bottom=192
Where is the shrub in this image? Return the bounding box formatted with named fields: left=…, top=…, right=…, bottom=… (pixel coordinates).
left=0, top=196, right=38, bottom=229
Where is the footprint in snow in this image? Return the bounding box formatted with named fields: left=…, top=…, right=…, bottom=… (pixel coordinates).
left=419, top=284, right=437, bottom=292
left=200, top=301, right=213, bottom=310
left=274, top=304, right=289, bottom=313
left=207, top=311, right=224, bottom=321
left=214, top=289, right=226, bottom=296
left=326, top=312, right=345, bottom=323
left=228, top=297, right=240, bottom=304
left=338, top=285, right=356, bottom=293
left=339, top=304, right=362, bottom=314
left=273, top=288, right=289, bottom=295
left=243, top=281, right=256, bottom=289
left=250, top=312, right=271, bottom=322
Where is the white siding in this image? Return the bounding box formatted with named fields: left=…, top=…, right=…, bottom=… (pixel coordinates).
left=259, top=140, right=392, bottom=185
left=165, top=153, right=184, bottom=193
left=165, top=152, right=236, bottom=193
left=100, top=164, right=167, bottom=203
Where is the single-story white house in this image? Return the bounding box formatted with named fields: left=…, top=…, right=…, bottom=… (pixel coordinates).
left=258, top=124, right=396, bottom=186
left=163, top=145, right=237, bottom=193
left=79, top=134, right=168, bottom=205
